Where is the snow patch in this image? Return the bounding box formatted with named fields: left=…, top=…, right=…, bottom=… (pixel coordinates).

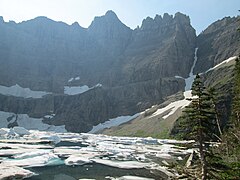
left=64, top=85, right=90, bottom=95
left=205, top=56, right=237, bottom=73
left=174, top=76, right=184, bottom=79
left=95, top=83, right=103, bottom=87
left=44, top=114, right=55, bottom=119
left=68, top=76, right=80, bottom=82
left=64, top=83, right=103, bottom=95
left=0, top=111, right=67, bottom=133
left=149, top=91, right=192, bottom=119
left=88, top=114, right=139, bottom=134
left=68, top=78, right=74, bottom=82
left=0, top=84, right=51, bottom=98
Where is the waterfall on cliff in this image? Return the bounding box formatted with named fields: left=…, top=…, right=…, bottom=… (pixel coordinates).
left=185, top=48, right=198, bottom=91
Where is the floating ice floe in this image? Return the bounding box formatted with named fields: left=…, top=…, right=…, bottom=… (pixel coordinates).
left=13, top=149, right=52, bottom=159
left=39, top=134, right=61, bottom=144
left=13, top=126, right=30, bottom=136
left=1, top=152, right=59, bottom=167
left=92, top=159, right=151, bottom=169
left=65, top=155, right=92, bottom=166
left=0, top=128, right=8, bottom=135
left=0, top=129, right=193, bottom=179
left=0, top=165, right=34, bottom=179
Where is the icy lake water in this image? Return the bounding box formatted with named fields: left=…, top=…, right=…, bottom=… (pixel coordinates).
left=0, top=128, right=193, bottom=180
left=26, top=164, right=161, bottom=180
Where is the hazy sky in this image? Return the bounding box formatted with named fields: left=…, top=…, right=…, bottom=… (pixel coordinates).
left=0, top=0, right=239, bottom=34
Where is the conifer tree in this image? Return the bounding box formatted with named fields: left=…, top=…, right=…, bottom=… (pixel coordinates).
left=180, top=74, right=217, bottom=179
left=231, top=56, right=240, bottom=127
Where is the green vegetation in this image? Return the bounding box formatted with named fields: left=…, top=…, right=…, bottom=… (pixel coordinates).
left=102, top=107, right=184, bottom=139
left=215, top=56, right=240, bottom=179
left=175, top=57, right=240, bottom=179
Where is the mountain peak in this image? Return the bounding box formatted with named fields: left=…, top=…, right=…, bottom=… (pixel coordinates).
left=89, top=10, right=128, bottom=30
left=105, top=10, right=118, bottom=18
left=71, top=22, right=80, bottom=27
left=174, top=12, right=190, bottom=24
left=163, top=13, right=173, bottom=22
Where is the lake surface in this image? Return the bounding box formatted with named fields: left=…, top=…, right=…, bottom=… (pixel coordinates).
left=0, top=128, right=193, bottom=179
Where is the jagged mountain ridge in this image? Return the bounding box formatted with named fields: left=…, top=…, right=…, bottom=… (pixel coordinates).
left=0, top=11, right=239, bottom=132
left=0, top=11, right=195, bottom=91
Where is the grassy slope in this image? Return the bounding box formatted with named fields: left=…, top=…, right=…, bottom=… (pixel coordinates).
left=102, top=92, right=184, bottom=138
left=102, top=108, right=184, bottom=139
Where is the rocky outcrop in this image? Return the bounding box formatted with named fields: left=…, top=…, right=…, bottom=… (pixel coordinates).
left=194, top=16, right=240, bottom=73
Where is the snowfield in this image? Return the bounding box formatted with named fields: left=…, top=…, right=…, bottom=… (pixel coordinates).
left=205, top=56, right=237, bottom=73
left=0, top=84, right=51, bottom=98
left=149, top=90, right=193, bottom=119
left=64, top=83, right=102, bottom=95
left=64, top=85, right=90, bottom=95
left=88, top=114, right=139, bottom=133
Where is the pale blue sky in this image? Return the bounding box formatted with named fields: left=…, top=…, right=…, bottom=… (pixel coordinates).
left=0, top=0, right=239, bottom=34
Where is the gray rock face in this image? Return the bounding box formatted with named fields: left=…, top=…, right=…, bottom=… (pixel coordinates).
left=0, top=12, right=195, bottom=90
left=194, top=16, right=240, bottom=73
left=88, top=10, right=132, bottom=56
left=124, top=12, right=196, bottom=84
left=1, top=11, right=237, bottom=132
left=0, top=77, right=184, bottom=132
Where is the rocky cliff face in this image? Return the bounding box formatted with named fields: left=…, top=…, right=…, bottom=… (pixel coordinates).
left=0, top=12, right=238, bottom=132
left=0, top=11, right=195, bottom=90
left=195, top=16, right=240, bottom=73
